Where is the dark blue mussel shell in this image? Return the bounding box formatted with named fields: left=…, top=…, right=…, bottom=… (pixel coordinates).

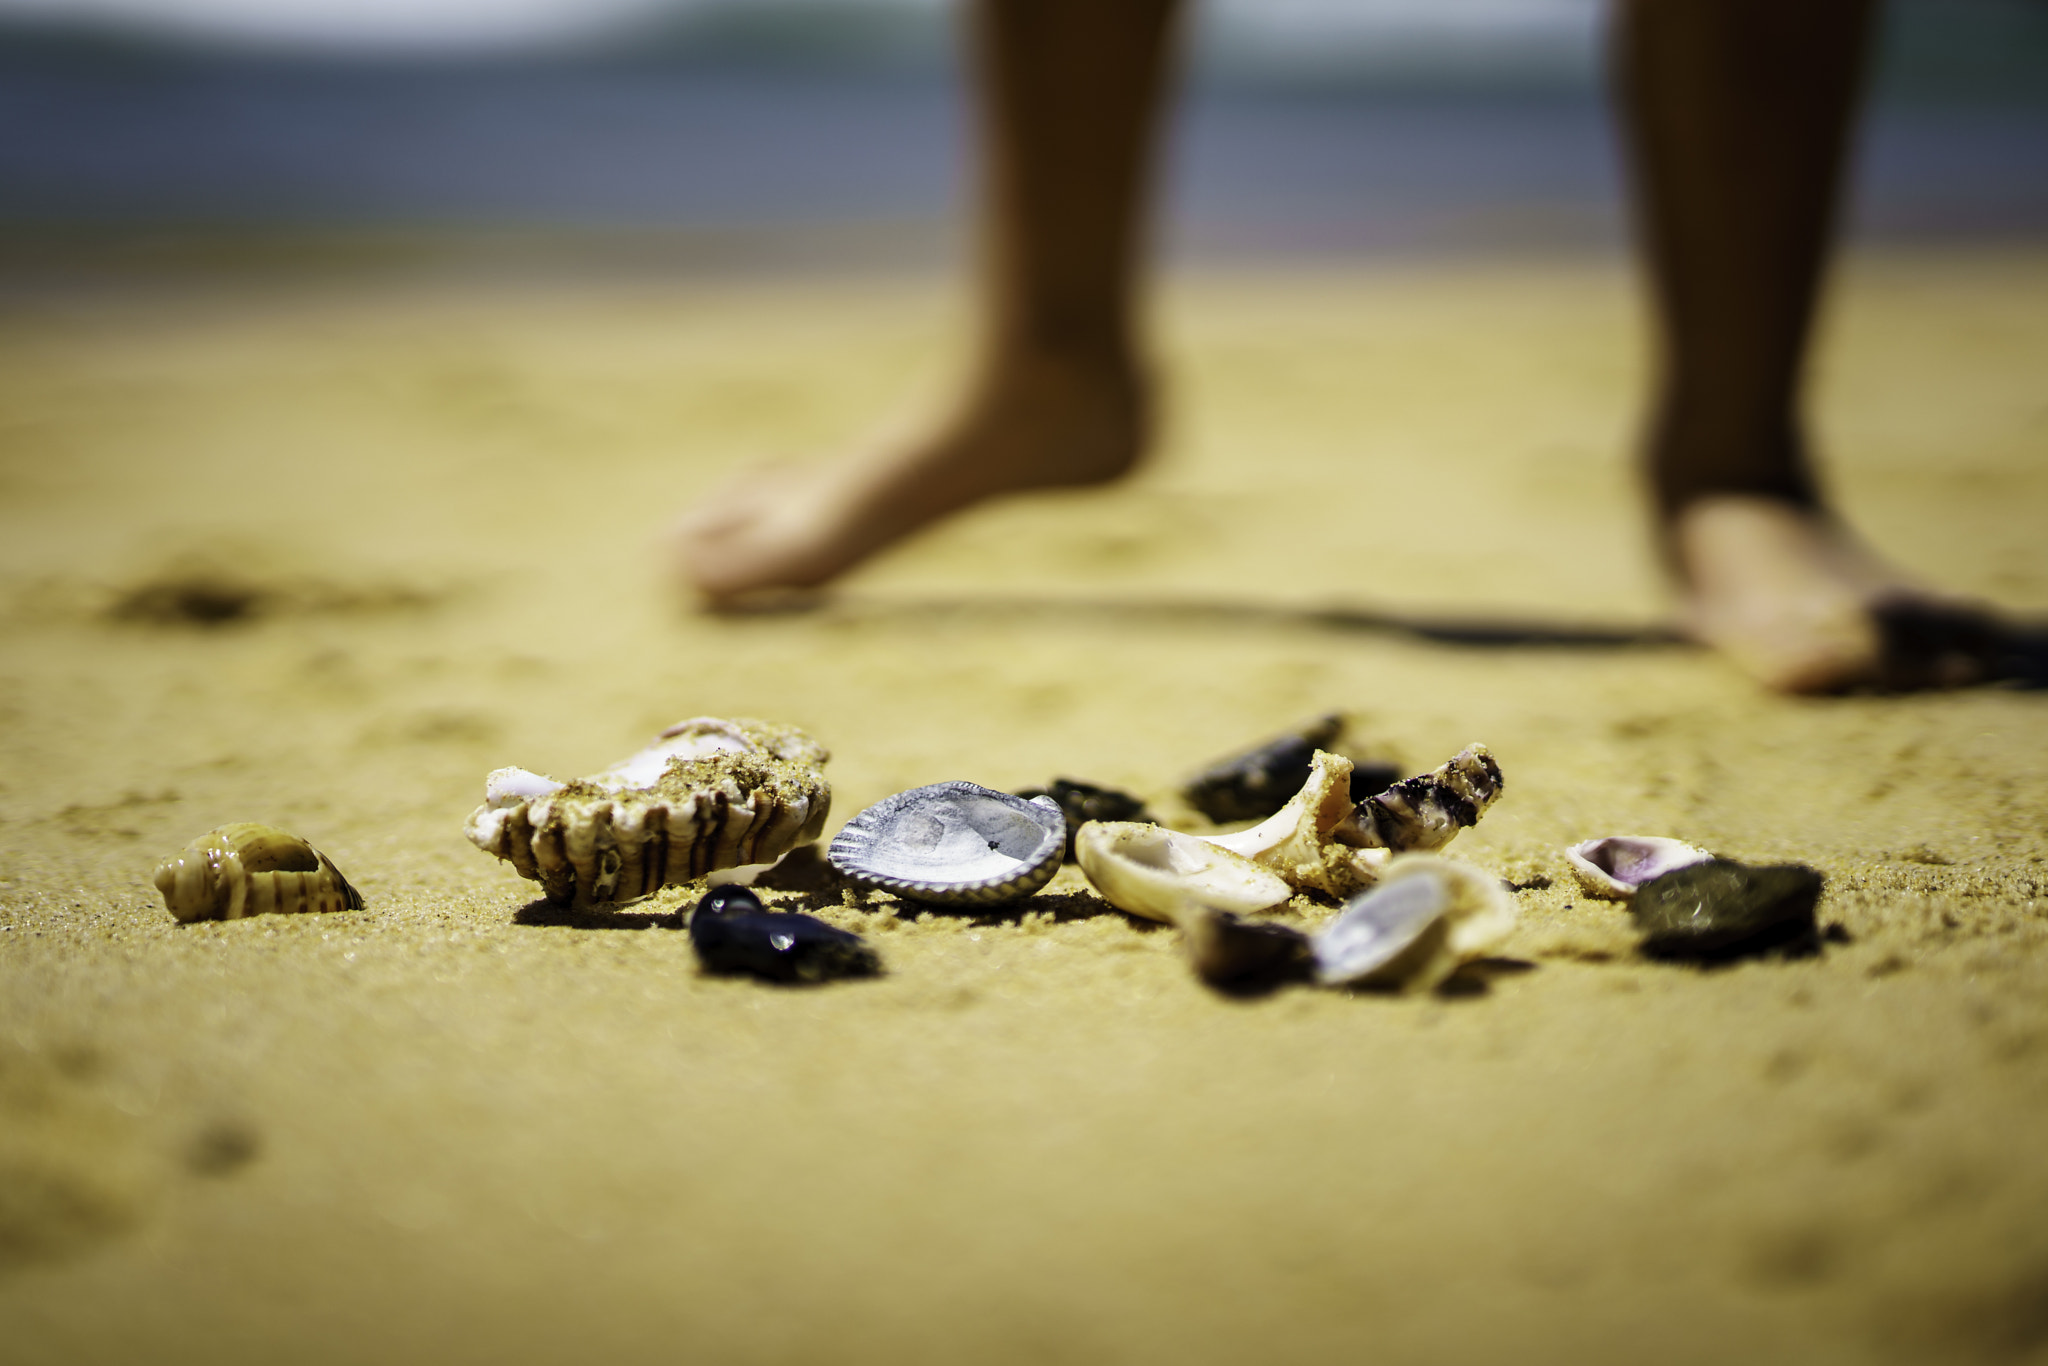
left=687, top=886, right=881, bottom=984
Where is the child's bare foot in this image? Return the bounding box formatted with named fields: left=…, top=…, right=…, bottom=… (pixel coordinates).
left=670, top=351, right=1148, bottom=603
left=1671, top=493, right=2004, bottom=693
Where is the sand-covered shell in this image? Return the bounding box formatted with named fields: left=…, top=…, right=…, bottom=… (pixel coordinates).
left=1565, top=835, right=1715, bottom=900
left=464, top=716, right=831, bottom=907
left=1198, top=749, right=1389, bottom=899
left=1336, top=743, right=1503, bottom=853
left=1312, top=855, right=1515, bottom=991
left=827, top=781, right=1065, bottom=905
left=1074, top=821, right=1293, bottom=925
left=152, top=823, right=364, bottom=923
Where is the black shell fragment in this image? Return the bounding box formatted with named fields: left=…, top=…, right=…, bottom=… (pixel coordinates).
left=1182, top=715, right=1399, bottom=824
left=687, top=886, right=880, bottom=984
left=1183, top=910, right=1313, bottom=992
left=1012, top=778, right=1155, bottom=858
left=1631, top=860, right=1825, bottom=962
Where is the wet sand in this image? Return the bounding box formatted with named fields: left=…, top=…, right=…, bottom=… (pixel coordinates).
left=2, top=250, right=2046, bottom=1364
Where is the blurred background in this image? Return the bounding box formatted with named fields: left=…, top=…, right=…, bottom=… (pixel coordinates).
left=3, top=0, right=2046, bottom=290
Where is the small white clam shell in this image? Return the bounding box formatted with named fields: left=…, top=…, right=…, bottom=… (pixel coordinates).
left=1312, top=854, right=1515, bottom=991
left=1075, top=821, right=1293, bottom=925
left=1197, top=750, right=1388, bottom=899
left=827, top=782, right=1065, bottom=905
left=1564, top=835, right=1715, bottom=900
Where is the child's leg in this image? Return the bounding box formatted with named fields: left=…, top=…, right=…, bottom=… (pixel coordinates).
left=673, top=0, right=1181, bottom=601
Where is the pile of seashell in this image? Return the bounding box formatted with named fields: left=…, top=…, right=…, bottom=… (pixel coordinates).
left=143, top=709, right=1832, bottom=988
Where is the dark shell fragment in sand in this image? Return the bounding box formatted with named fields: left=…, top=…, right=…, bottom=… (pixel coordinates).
left=687, top=886, right=880, bottom=983
left=1182, top=715, right=1400, bottom=824
left=1631, top=860, right=1825, bottom=962
left=1182, top=908, right=1312, bottom=990
left=1012, top=778, right=1155, bottom=858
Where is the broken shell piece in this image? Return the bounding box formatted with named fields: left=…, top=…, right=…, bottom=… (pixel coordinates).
left=1074, top=821, right=1292, bottom=925
left=1336, top=744, right=1504, bottom=853
left=464, top=716, right=831, bottom=907
left=1012, top=778, right=1155, bottom=859
left=1181, top=714, right=1402, bottom=824
left=827, top=782, right=1065, bottom=905
left=1197, top=749, right=1388, bottom=899
left=1181, top=906, right=1313, bottom=988
left=153, top=823, right=364, bottom=923
left=687, top=886, right=880, bottom=983
left=1313, top=855, right=1516, bottom=991
left=1565, top=835, right=1716, bottom=900
left=1632, top=860, right=1824, bottom=961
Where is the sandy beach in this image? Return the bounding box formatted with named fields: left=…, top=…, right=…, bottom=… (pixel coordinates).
left=2, top=248, right=2046, bottom=1363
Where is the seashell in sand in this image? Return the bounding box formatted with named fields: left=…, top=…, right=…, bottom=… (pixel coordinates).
left=827, top=781, right=1065, bottom=905
left=1180, top=905, right=1313, bottom=988
left=1181, top=714, right=1403, bottom=824
left=1197, top=749, right=1389, bottom=899
left=1011, top=778, right=1155, bottom=859
left=1336, top=744, right=1504, bottom=853
left=153, top=823, right=364, bottom=923
left=1312, top=855, right=1516, bottom=992
left=465, top=716, right=831, bottom=907
left=1565, top=835, right=1715, bottom=900
left=687, top=886, right=880, bottom=983
left=1632, top=859, right=1824, bottom=962
left=1074, top=821, right=1292, bottom=925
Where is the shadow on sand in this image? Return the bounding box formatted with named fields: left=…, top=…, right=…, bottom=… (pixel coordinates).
left=711, top=590, right=2048, bottom=690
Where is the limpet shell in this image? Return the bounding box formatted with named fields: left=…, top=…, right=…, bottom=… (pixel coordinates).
left=1312, top=855, right=1515, bottom=991
left=827, top=781, right=1065, bottom=905
left=1074, top=821, right=1293, bottom=925
left=1565, top=835, right=1715, bottom=900
left=465, top=716, right=831, bottom=907
left=153, top=823, right=364, bottom=923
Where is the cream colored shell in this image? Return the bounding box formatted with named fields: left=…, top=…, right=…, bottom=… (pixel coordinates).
left=464, top=716, right=831, bottom=907
left=1197, top=749, right=1388, bottom=899
left=1074, top=821, right=1292, bottom=925
left=153, top=823, right=365, bottom=923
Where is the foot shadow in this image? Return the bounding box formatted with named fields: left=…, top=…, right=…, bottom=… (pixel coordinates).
left=714, top=590, right=1686, bottom=651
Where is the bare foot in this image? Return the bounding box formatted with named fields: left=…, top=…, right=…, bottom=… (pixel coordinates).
left=670, top=352, right=1148, bottom=602
left=1671, top=494, right=2005, bottom=693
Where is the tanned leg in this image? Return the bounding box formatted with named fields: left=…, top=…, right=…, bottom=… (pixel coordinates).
left=672, top=0, right=1182, bottom=601
left=1617, top=0, right=1997, bottom=692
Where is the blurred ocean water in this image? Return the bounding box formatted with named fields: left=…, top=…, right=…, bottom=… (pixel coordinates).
left=0, top=0, right=2043, bottom=277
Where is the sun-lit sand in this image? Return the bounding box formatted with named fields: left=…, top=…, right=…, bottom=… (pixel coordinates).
left=2, top=249, right=2046, bottom=1363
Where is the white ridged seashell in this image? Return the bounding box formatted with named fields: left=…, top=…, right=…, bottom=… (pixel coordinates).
left=1197, top=749, right=1388, bottom=899
left=827, top=782, right=1066, bottom=906
left=464, top=716, right=831, bottom=907
left=1564, top=835, right=1715, bottom=900
left=1074, top=821, right=1293, bottom=925
left=1312, top=855, right=1516, bottom=991
left=152, top=823, right=364, bottom=923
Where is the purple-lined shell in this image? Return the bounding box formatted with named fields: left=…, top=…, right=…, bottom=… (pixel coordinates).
left=1564, top=835, right=1715, bottom=900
